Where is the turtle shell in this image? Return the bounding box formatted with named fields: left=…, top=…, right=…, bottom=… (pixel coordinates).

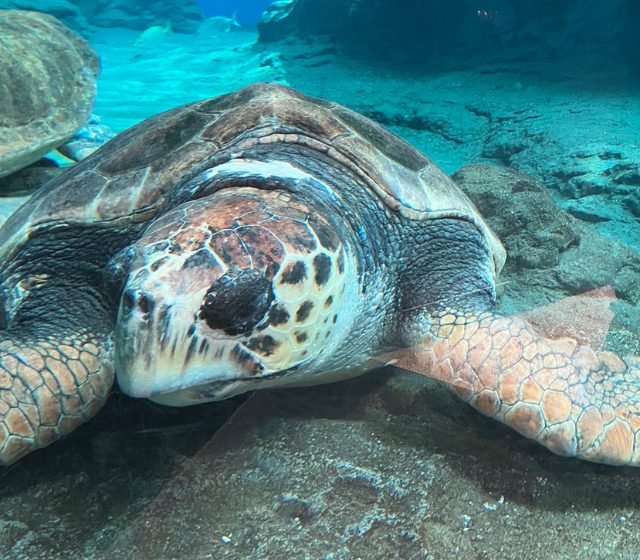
left=0, top=82, right=505, bottom=276
left=0, top=10, right=99, bottom=178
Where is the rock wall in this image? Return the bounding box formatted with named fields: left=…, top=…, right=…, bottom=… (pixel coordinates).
left=0, top=0, right=88, bottom=30
left=259, top=0, right=639, bottom=72
left=0, top=0, right=202, bottom=33
left=86, top=0, right=202, bottom=33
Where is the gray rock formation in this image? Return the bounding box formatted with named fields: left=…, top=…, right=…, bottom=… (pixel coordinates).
left=0, top=0, right=88, bottom=29
left=479, top=114, right=640, bottom=232
left=88, top=0, right=202, bottom=33
left=0, top=0, right=203, bottom=33
left=259, top=0, right=639, bottom=74
left=38, top=370, right=640, bottom=560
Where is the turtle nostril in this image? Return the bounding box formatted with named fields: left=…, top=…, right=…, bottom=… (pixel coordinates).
left=138, top=293, right=154, bottom=314
left=122, top=289, right=136, bottom=312
left=199, top=269, right=273, bottom=336
left=122, top=290, right=155, bottom=315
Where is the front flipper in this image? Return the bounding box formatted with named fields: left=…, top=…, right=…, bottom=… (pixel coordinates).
left=0, top=325, right=113, bottom=466
left=390, top=308, right=640, bottom=466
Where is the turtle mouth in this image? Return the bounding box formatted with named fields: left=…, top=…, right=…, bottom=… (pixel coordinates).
left=115, top=335, right=270, bottom=401
left=147, top=378, right=244, bottom=405
left=145, top=365, right=302, bottom=406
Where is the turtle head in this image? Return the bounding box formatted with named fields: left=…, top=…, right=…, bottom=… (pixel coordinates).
left=115, top=187, right=356, bottom=406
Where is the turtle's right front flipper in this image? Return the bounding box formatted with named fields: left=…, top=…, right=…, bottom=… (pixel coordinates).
left=0, top=326, right=113, bottom=465
left=392, top=308, right=640, bottom=467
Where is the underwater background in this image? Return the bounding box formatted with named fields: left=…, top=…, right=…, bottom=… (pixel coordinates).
left=196, top=0, right=272, bottom=25
left=0, top=1, right=639, bottom=559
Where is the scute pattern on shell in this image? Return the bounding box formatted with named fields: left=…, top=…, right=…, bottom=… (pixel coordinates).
left=0, top=82, right=503, bottom=276
left=0, top=10, right=99, bottom=178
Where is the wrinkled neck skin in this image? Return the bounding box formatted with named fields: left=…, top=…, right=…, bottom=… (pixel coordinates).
left=115, top=155, right=392, bottom=406
left=395, top=213, right=498, bottom=349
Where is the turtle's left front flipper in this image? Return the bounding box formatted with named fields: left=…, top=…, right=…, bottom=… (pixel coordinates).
left=0, top=310, right=114, bottom=466
left=391, top=309, right=640, bottom=466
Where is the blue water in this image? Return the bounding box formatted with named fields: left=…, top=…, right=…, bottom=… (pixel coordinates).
left=196, top=0, right=273, bottom=25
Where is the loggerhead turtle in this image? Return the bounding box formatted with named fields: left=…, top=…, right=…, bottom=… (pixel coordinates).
left=0, top=83, right=637, bottom=467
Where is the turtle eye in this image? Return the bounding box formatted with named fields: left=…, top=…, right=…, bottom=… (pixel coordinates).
left=199, top=269, right=274, bottom=336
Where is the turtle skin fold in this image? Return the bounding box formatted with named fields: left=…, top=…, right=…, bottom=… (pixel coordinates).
left=391, top=308, right=640, bottom=467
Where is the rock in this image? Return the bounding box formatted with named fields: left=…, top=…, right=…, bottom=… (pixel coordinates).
left=554, top=224, right=640, bottom=304
left=474, top=99, right=640, bottom=248
left=0, top=0, right=203, bottom=33
left=0, top=0, right=89, bottom=31
left=89, top=6, right=131, bottom=28
left=258, top=0, right=300, bottom=42
left=0, top=389, right=245, bottom=559
left=88, top=0, right=202, bottom=33
left=1, top=0, right=80, bottom=17
left=72, top=371, right=640, bottom=559
left=257, top=0, right=639, bottom=73
left=605, top=162, right=640, bottom=187
left=453, top=164, right=640, bottom=354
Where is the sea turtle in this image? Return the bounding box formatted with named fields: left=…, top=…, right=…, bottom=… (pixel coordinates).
left=0, top=82, right=638, bottom=467
left=0, top=10, right=99, bottom=179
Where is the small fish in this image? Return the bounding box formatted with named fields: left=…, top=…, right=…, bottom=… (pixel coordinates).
left=198, top=12, right=242, bottom=36
left=134, top=20, right=173, bottom=45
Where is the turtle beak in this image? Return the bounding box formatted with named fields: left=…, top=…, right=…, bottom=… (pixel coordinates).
left=114, top=287, right=269, bottom=405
